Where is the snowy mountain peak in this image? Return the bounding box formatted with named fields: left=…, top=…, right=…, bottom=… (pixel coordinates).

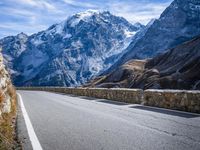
left=68, top=10, right=115, bottom=27
left=16, top=32, right=28, bottom=40
left=0, top=10, right=144, bottom=86
left=74, top=9, right=112, bottom=18
left=75, top=9, right=100, bottom=18
left=69, top=10, right=99, bottom=27
left=45, top=10, right=139, bottom=38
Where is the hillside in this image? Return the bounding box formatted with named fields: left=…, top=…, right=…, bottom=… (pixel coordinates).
left=87, top=36, right=200, bottom=90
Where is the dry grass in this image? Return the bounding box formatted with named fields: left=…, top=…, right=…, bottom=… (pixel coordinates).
left=0, top=90, right=5, bottom=104
left=0, top=85, right=20, bottom=150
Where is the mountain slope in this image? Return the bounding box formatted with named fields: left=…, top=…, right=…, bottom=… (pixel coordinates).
left=0, top=10, right=144, bottom=86
left=87, top=36, right=200, bottom=90
left=107, top=0, right=200, bottom=71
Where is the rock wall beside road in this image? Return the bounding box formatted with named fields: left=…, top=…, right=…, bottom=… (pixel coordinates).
left=0, top=52, right=16, bottom=119
left=22, top=87, right=143, bottom=104
left=17, top=87, right=200, bottom=113
left=0, top=49, right=17, bottom=149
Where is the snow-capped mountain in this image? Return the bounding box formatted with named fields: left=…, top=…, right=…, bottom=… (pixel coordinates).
left=0, top=10, right=144, bottom=86
left=108, top=0, right=200, bottom=69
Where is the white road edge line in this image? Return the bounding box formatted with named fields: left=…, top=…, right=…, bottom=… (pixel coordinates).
left=17, top=93, right=43, bottom=150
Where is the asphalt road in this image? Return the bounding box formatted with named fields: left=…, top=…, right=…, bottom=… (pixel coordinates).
left=17, top=90, right=200, bottom=150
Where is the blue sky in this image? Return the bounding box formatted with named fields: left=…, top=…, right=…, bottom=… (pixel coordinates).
left=0, top=0, right=173, bottom=38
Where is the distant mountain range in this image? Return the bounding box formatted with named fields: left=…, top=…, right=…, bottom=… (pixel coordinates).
left=86, top=36, right=200, bottom=90
left=0, top=10, right=143, bottom=86
left=1, top=0, right=200, bottom=89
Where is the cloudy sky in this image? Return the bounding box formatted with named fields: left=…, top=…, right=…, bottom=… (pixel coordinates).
left=0, top=0, right=173, bottom=38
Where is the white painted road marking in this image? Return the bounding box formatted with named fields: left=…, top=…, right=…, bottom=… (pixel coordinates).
left=18, top=93, right=43, bottom=150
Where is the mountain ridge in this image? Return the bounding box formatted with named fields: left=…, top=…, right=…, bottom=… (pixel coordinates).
left=0, top=10, right=143, bottom=86
left=106, top=0, right=200, bottom=73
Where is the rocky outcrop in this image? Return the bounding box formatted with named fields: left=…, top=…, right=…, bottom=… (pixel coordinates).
left=88, top=36, right=200, bottom=90
left=0, top=51, right=16, bottom=118
left=0, top=48, right=17, bottom=149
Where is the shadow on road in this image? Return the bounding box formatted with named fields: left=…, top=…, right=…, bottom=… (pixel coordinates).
left=130, top=106, right=200, bottom=118
left=53, top=92, right=98, bottom=100
left=78, top=96, right=98, bottom=100
left=96, top=100, right=129, bottom=106
left=65, top=94, right=98, bottom=100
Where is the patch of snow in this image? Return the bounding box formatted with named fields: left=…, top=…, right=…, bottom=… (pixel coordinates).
left=70, top=9, right=99, bottom=27
left=17, top=32, right=27, bottom=39
left=71, top=40, right=83, bottom=49
left=124, top=30, right=136, bottom=38
left=63, top=34, right=72, bottom=39
left=45, top=21, right=65, bottom=35
left=32, top=39, right=44, bottom=46
left=55, top=21, right=65, bottom=34
left=20, top=43, right=27, bottom=54
left=106, top=29, right=136, bottom=59
left=77, top=9, right=99, bottom=18
left=67, top=70, right=77, bottom=80
left=88, top=57, right=103, bottom=74
left=70, top=19, right=80, bottom=27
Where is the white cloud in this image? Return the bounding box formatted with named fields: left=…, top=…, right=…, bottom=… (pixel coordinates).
left=108, top=1, right=171, bottom=24
left=10, top=0, right=56, bottom=11
left=62, top=0, right=97, bottom=8
left=0, top=22, right=47, bottom=38
left=0, top=23, right=46, bottom=30
left=0, top=0, right=173, bottom=38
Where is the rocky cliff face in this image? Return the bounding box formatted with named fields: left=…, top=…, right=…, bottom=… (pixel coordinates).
left=0, top=48, right=17, bottom=149
left=0, top=10, right=144, bottom=86
left=0, top=50, right=15, bottom=117
left=107, top=0, right=200, bottom=71
left=88, top=36, right=200, bottom=90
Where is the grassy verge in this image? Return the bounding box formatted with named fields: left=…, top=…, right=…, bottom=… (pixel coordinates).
left=0, top=86, right=21, bottom=150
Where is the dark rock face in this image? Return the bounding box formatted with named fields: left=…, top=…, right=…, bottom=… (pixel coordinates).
left=107, top=0, right=200, bottom=71
left=0, top=10, right=143, bottom=86
left=88, top=36, right=200, bottom=90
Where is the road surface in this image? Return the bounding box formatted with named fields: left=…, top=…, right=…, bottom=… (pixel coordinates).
left=17, top=90, right=200, bottom=150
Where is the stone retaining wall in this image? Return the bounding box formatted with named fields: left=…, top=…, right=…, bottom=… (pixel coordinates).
left=144, top=90, right=200, bottom=113
left=17, top=87, right=200, bottom=113
left=17, top=87, right=143, bottom=104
